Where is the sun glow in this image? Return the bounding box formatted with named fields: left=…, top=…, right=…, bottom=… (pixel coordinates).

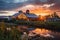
left=31, top=28, right=54, bottom=38
left=31, top=28, right=51, bottom=36
left=14, top=4, right=54, bottom=20
left=16, top=4, right=53, bottom=16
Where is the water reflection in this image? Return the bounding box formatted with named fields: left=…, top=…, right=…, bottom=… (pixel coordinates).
left=16, top=25, right=60, bottom=38
left=30, top=28, right=54, bottom=38
left=28, top=28, right=60, bottom=38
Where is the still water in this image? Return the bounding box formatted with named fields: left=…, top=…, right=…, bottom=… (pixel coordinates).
left=17, top=25, right=60, bottom=40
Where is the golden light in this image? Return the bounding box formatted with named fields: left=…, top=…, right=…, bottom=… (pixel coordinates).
left=14, top=4, right=54, bottom=20
left=40, top=16, right=46, bottom=21
left=32, top=28, right=51, bottom=35
left=30, top=7, right=51, bottom=16
left=15, top=4, right=52, bottom=16
left=30, top=28, right=54, bottom=38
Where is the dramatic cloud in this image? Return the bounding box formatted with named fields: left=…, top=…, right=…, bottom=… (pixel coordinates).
left=0, top=0, right=60, bottom=16
left=39, top=0, right=48, bottom=2
left=40, top=3, right=55, bottom=8
left=0, top=0, right=24, bottom=10
left=18, top=3, right=55, bottom=10
left=13, top=0, right=28, bottom=3
left=0, top=0, right=60, bottom=12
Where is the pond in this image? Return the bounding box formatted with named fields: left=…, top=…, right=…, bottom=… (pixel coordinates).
left=17, top=25, right=60, bottom=40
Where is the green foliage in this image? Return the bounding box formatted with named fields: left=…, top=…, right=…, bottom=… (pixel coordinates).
left=0, top=22, right=22, bottom=40
left=0, top=21, right=60, bottom=40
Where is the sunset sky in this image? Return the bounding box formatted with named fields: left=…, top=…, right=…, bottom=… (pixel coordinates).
left=0, top=0, right=60, bottom=16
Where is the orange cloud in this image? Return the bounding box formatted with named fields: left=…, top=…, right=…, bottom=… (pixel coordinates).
left=15, top=5, right=53, bottom=16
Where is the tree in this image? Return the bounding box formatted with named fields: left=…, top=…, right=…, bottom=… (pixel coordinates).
left=53, top=12, right=59, bottom=18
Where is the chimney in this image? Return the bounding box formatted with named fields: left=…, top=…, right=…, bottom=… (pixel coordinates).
left=26, top=10, right=30, bottom=14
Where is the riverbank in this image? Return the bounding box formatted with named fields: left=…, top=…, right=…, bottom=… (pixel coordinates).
left=0, top=21, right=60, bottom=32
left=0, top=21, right=60, bottom=40
left=13, top=21, right=60, bottom=31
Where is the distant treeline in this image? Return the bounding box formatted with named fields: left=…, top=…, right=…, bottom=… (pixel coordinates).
left=0, top=20, right=60, bottom=31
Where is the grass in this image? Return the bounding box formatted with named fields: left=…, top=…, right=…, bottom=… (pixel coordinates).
left=13, top=21, right=60, bottom=31
left=0, top=21, right=60, bottom=40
